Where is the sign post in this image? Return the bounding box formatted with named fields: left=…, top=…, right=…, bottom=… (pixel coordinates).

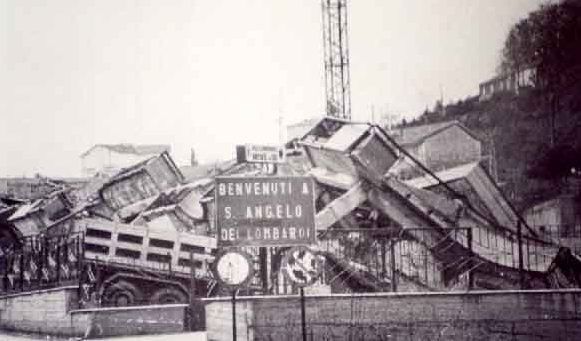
left=300, top=287, right=306, bottom=341
left=282, top=246, right=323, bottom=341
left=232, top=290, right=237, bottom=341
left=215, top=176, right=317, bottom=341
left=211, top=249, right=254, bottom=341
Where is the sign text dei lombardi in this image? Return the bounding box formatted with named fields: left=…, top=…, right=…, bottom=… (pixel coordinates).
left=215, top=176, right=316, bottom=247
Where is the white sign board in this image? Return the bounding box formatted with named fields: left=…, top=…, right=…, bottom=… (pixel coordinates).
left=243, top=144, right=286, bottom=164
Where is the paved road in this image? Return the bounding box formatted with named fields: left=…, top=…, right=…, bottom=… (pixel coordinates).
left=0, top=331, right=207, bottom=341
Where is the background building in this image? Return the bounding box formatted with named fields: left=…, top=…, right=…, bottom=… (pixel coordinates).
left=80, top=144, right=170, bottom=177
left=0, top=177, right=61, bottom=200
left=479, top=67, right=536, bottom=101
left=390, top=121, right=482, bottom=178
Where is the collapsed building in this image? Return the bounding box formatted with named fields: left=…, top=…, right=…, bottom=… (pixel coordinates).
left=0, top=118, right=580, bottom=307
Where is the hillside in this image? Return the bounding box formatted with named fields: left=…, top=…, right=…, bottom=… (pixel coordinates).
left=402, top=0, right=581, bottom=211
left=403, top=88, right=581, bottom=210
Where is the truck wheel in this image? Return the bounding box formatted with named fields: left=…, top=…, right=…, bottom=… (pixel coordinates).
left=150, top=287, right=188, bottom=305
left=103, top=280, right=144, bottom=306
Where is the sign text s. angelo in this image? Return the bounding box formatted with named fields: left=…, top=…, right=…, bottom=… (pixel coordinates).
left=215, top=176, right=316, bottom=247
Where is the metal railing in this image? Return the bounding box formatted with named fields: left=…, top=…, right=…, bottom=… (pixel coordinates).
left=310, top=225, right=564, bottom=292
left=0, top=233, right=84, bottom=295
left=317, top=227, right=476, bottom=292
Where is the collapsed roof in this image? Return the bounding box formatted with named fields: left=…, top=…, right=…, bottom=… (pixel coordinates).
left=296, top=117, right=574, bottom=291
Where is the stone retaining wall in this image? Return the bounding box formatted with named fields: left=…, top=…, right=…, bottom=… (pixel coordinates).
left=72, top=304, right=188, bottom=338
left=204, top=289, right=581, bottom=341
left=0, top=286, right=85, bottom=336
left=0, top=286, right=188, bottom=338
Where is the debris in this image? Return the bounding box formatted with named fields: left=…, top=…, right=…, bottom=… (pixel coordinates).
left=133, top=180, right=212, bottom=235
left=99, top=152, right=184, bottom=214
left=8, top=190, right=73, bottom=237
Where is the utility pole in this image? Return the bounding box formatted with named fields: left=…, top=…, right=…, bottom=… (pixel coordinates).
left=278, top=89, right=285, bottom=145
left=487, top=129, right=498, bottom=182
left=322, top=0, right=352, bottom=120
left=439, top=84, right=446, bottom=117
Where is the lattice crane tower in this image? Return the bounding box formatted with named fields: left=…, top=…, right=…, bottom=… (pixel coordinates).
left=321, top=0, right=352, bottom=120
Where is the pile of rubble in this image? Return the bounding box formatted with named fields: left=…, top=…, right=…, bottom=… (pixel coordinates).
left=1, top=117, right=581, bottom=302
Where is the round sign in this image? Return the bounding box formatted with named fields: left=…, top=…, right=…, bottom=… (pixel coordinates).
left=282, top=246, right=322, bottom=287
left=212, top=250, right=254, bottom=287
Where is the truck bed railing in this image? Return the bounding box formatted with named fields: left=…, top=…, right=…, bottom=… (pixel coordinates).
left=80, top=219, right=217, bottom=279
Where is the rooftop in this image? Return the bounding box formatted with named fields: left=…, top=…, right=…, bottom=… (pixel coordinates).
left=81, top=144, right=171, bottom=157
left=390, top=120, right=479, bottom=146
left=286, top=117, right=324, bottom=142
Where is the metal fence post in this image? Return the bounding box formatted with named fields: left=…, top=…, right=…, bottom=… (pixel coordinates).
left=381, top=239, right=387, bottom=278
left=77, top=234, right=83, bottom=307
left=517, top=220, right=525, bottom=289
left=467, top=228, right=474, bottom=290
left=2, top=256, right=6, bottom=292
left=43, top=237, right=48, bottom=285
left=63, top=239, right=69, bottom=282
left=260, top=247, right=268, bottom=293
left=190, top=251, right=196, bottom=301
left=35, top=239, right=41, bottom=289
left=390, top=239, right=397, bottom=292
left=19, top=254, right=24, bottom=292
left=56, top=242, right=61, bottom=285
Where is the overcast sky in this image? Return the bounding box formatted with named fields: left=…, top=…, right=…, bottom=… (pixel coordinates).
left=0, top=0, right=545, bottom=177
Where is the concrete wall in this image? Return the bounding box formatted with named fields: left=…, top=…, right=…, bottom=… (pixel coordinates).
left=205, top=297, right=254, bottom=341
left=204, top=289, right=581, bottom=341
left=72, top=304, right=188, bottom=338
left=0, top=286, right=86, bottom=336
left=0, top=286, right=188, bottom=338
